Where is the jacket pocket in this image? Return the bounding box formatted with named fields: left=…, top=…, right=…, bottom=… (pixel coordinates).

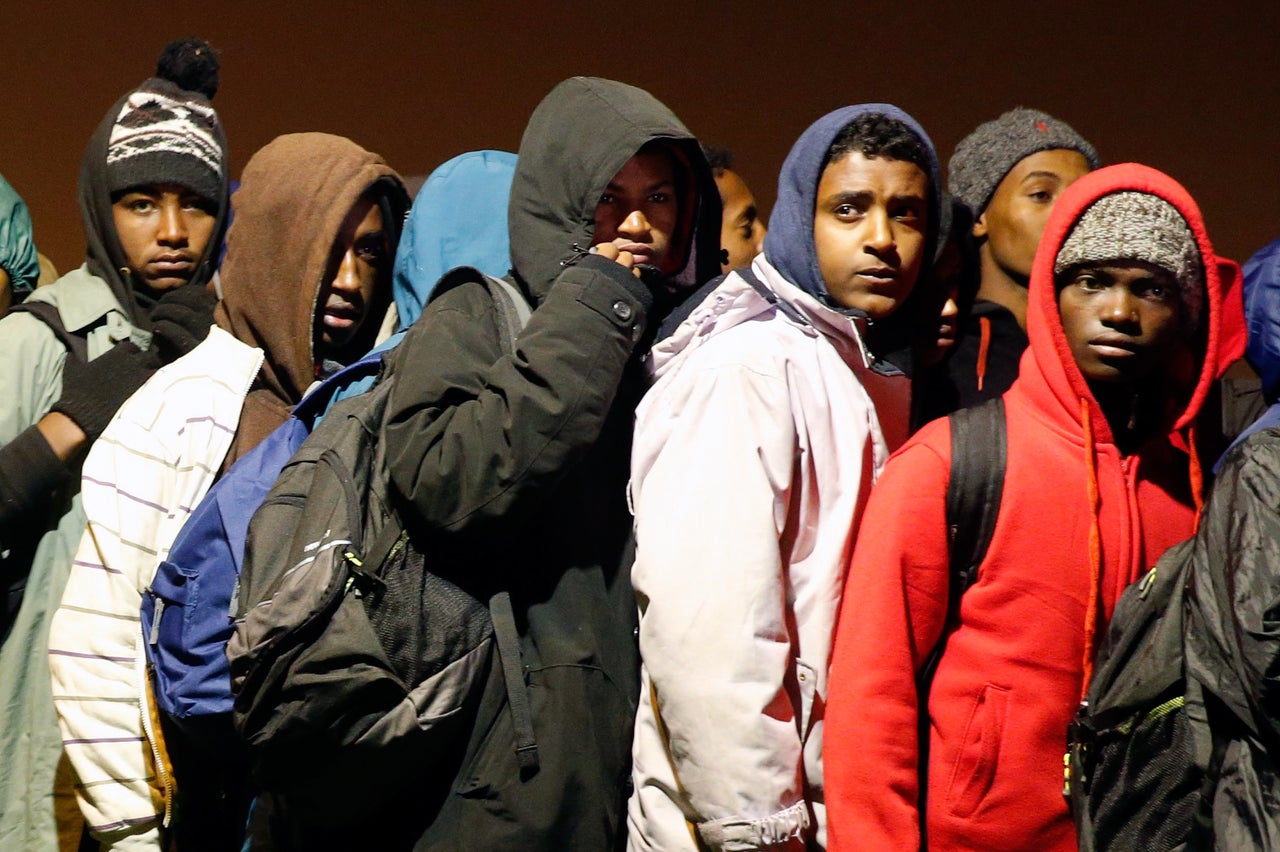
left=945, top=683, right=1008, bottom=818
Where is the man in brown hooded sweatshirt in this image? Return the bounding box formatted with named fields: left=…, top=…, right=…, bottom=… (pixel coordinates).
left=48, top=132, right=409, bottom=851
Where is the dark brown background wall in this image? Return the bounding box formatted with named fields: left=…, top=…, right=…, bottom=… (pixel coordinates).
left=3, top=2, right=1277, bottom=272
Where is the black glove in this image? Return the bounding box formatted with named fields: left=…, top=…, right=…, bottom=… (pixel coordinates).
left=149, top=284, right=218, bottom=364
left=50, top=342, right=162, bottom=441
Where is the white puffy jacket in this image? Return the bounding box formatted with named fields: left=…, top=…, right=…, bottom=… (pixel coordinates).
left=627, top=256, right=909, bottom=851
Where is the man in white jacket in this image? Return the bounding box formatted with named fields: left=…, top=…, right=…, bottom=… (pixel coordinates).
left=627, top=104, right=941, bottom=851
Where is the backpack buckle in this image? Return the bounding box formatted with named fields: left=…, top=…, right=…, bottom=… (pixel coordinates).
left=342, top=550, right=386, bottom=600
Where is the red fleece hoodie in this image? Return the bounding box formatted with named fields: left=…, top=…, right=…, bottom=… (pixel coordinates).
left=824, top=165, right=1228, bottom=852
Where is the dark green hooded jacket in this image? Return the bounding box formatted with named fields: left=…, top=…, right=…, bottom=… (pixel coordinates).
left=381, top=76, right=720, bottom=850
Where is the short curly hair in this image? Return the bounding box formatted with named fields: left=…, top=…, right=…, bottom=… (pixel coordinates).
left=822, top=113, right=931, bottom=178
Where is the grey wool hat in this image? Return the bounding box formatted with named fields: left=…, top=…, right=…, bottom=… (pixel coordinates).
left=1054, top=191, right=1204, bottom=331
left=948, top=107, right=1100, bottom=216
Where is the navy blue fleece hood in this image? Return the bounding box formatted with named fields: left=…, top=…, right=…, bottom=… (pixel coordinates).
left=762, top=103, right=941, bottom=308
left=1243, top=238, right=1280, bottom=403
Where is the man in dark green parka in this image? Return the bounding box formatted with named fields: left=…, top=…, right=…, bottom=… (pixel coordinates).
left=382, top=77, right=720, bottom=850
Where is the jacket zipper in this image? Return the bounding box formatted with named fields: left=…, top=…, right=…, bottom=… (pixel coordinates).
left=137, top=656, right=174, bottom=827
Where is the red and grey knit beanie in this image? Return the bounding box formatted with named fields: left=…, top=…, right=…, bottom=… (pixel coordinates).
left=948, top=107, right=1100, bottom=217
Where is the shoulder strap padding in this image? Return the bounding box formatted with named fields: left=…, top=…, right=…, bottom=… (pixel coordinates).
left=9, top=300, right=91, bottom=363
left=944, top=396, right=1008, bottom=601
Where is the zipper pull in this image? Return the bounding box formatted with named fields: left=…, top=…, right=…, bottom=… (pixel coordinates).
left=1139, top=566, right=1158, bottom=599
left=148, top=597, right=165, bottom=645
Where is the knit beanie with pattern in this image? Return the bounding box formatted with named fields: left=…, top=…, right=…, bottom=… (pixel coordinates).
left=1054, top=191, right=1204, bottom=332
left=106, top=39, right=224, bottom=202
left=948, top=107, right=1100, bottom=217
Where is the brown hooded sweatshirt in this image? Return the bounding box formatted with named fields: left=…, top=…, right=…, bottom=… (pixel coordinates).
left=214, top=132, right=407, bottom=465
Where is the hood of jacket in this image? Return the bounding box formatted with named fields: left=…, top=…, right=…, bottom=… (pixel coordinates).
left=78, top=80, right=230, bottom=328
left=214, top=132, right=409, bottom=409
left=1020, top=163, right=1225, bottom=444
left=1243, top=238, right=1280, bottom=403
left=0, top=173, right=40, bottom=300
left=392, top=149, right=516, bottom=329
left=507, top=76, right=721, bottom=303
left=762, top=103, right=941, bottom=309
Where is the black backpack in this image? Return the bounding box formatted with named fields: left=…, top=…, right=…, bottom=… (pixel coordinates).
left=1067, top=537, right=1225, bottom=851
left=226, top=269, right=538, bottom=826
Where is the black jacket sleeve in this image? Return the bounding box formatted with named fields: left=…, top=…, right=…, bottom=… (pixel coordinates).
left=0, top=424, right=72, bottom=552
left=384, top=254, right=654, bottom=535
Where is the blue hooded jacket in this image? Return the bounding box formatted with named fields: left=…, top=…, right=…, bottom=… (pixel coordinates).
left=0, top=174, right=40, bottom=301
left=762, top=104, right=941, bottom=309
left=391, top=149, right=517, bottom=329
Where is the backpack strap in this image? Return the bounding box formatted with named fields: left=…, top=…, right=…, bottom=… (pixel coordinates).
left=919, top=399, right=1007, bottom=681
left=915, top=397, right=1007, bottom=847
left=480, top=273, right=533, bottom=353
left=489, top=590, right=540, bottom=775
left=943, top=397, right=1007, bottom=616
left=9, top=300, right=91, bottom=363
left=475, top=272, right=541, bottom=774
left=431, top=268, right=541, bottom=774
left=736, top=266, right=810, bottom=327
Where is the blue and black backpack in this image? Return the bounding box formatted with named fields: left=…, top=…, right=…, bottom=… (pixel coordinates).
left=141, top=341, right=391, bottom=734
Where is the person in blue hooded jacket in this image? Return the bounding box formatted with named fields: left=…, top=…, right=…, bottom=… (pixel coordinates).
left=627, top=105, right=939, bottom=851
left=0, top=173, right=41, bottom=314
left=385, top=149, right=516, bottom=334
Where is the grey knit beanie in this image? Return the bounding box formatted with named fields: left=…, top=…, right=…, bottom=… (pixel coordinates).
left=948, top=107, right=1100, bottom=216
left=1054, top=191, right=1204, bottom=331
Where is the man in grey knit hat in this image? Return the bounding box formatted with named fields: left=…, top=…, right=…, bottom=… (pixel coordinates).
left=933, top=107, right=1100, bottom=416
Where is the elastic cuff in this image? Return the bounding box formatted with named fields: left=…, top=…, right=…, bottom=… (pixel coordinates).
left=697, top=800, right=810, bottom=851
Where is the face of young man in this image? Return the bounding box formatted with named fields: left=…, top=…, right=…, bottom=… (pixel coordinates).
left=111, top=183, right=218, bottom=294
left=593, top=149, right=679, bottom=275
left=315, top=195, right=390, bottom=354
left=715, top=168, right=765, bottom=272
left=975, top=149, right=1092, bottom=285
left=1057, top=260, right=1185, bottom=386
left=915, top=255, right=962, bottom=369
left=813, top=151, right=929, bottom=318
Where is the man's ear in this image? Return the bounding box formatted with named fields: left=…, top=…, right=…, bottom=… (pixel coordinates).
left=972, top=210, right=989, bottom=240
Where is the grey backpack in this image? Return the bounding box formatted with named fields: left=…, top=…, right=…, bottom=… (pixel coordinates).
left=227, top=269, right=537, bottom=825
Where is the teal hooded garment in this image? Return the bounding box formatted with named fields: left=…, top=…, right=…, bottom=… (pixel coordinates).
left=391, top=150, right=516, bottom=329
left=0, top=174, right=40, bottom=301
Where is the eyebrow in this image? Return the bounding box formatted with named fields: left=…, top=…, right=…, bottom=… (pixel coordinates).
left=606, top=179, right=676, bottom=193
left=1021, top=170, right=1064, bottom=183
left=823, top=190, right=926, bottom=206
left=825, top=190, right=874, bottom=206
left=735, top=205, right=758, bottom=225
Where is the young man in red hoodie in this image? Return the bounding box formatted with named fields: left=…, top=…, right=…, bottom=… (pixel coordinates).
left=825, top=164, right=1231, bottom=851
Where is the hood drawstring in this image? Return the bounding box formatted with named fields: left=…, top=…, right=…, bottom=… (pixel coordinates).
left=1079, top=398, right=1103, bottom=701
left=976, top=315, right=992, bottom=393
left=1077, top=412, right=1206, bottom=702
left=1187, top=421, right=1206, bottom=523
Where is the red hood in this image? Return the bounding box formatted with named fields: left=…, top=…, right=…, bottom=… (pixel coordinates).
left=1018, top=163, right=1227, bottom=445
